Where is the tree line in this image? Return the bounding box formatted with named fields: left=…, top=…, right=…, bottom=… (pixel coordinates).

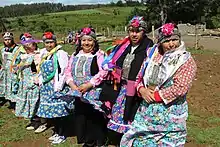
left=0, top=0, right=220, bottom=32
left=128, top=0, right=220, bottom=29
left=0, top=1, right=143, bottom=18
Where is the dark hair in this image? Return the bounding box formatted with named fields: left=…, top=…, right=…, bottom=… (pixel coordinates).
left=74, top=39, right=99, bottom=56
left=158, top=44, right=165, bottom=55
left=31, top=42, right=38, bottom=50
left=19, top=33, right=24, bottom=40
left=44, top=29, right=54, bottom=34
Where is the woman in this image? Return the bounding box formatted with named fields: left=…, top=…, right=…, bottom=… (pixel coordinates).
left=65, top=27, right=108, bottom=147
left=100, top=16, right=153, bottom=145
left=120, top=23, right=197, bottom=147
left=36, top=32, right=73, bottom=144
left=12, top=33, right=41, bottom=130
left=0, top=32, right=19, bottom=109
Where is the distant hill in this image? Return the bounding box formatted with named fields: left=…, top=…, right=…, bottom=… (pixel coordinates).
left=3, top=6, right=145, bottom=35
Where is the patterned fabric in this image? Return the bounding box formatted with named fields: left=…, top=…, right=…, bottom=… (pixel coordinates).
left=67, top=53, right=103, bottom=111
left=36, top=54, right=74, bottom=118
left=65, top=49, right=107, bottom=89
left=122, top=53, right=135, bottom=79
left=128, top=16, right=147, bottom=32
left=15, top=54, right=40, bottom=118
left=159, top=58, right=196, bottom=103
left=0, top=46, right=19, bottom=101
left=38, top=48, right=68, bottom=91
left=120, top=98, right=188, bottom=147
left=121, top=129, right=186, bottom=147
left=107, top=84, right=132, bottom=134
left=120, top=41, right=197, bottom=147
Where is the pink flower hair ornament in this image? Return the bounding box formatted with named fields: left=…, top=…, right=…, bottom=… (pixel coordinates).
left=82, top=27, right=92, bottom=35
left=161, top=23, right=175, bottom=36
left=128, top=16, right=147, bottom=32
left=131, top=19, right=140, bottom=28
left=80, top=27, right=96, bottom=40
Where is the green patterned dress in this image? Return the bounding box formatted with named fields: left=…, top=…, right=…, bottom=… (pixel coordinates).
left=15, top=53, right=40, bottom=118
left=0, top=45, right=19, bottom=101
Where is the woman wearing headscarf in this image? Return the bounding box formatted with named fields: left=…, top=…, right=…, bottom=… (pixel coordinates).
left=36, top=32, right=74, bottom=144
left=12, top=33, right=42, bottom=130
left=0, top=32, right=19, bottom=109
left=120, top=23, right=197, bottom=147
left=65, top=27, right=108, bottom=147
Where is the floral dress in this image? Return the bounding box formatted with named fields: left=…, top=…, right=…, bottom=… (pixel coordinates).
left=120, top=42, right=197, bottom=147
left=15, top=53, right=40, bottom=118
left=36, top=48, right=74, bottom=118
left=0, top=45, right=19, bottom=101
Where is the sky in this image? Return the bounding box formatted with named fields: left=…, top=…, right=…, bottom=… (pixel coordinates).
left=0, top=0, right=119, bottom=7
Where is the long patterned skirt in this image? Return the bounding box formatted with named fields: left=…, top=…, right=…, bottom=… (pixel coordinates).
left=0, top=68, right=17, bottom=102
left=15, top=83, right=39, bottom=118
left=107, top=85, right=132, bottom=134
left=120, top=99, right=188, bottom=147
left=36, top=82, right=74, bottom=118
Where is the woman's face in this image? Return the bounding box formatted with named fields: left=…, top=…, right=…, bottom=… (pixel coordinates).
left=4, top=39, right=13, bottom=47
left=44, top=41, right=56, bottom=51
left=24, top=43, right=36, bottom=54
left=161, top=39, right=180, bottom=52
left=81, top=37, right=95, bottom=53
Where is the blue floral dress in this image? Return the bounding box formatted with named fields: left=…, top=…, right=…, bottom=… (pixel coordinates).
left=36, top=52, right=74, bottom=118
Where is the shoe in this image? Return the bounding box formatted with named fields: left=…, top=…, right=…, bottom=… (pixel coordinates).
left=34, top=124, right=47, bottom=133
left=48, top=134, right=59, bottom=142
left=82, top=142, right=95, bottom=147
left=26, top=125, right=35, bottom=130
left=51, top=136, right=66, bottom=145
left=26, top=122, right=35, bottom=130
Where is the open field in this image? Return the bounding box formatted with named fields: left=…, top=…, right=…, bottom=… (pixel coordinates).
left=5, top=6, right=145, bottom=36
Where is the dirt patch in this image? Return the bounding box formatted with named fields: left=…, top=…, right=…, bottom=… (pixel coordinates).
left=188, top=53, right=220, bottom=117
left=182, top=36, right=220, bottom=51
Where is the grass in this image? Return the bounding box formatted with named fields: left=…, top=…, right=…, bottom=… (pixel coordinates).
left=1, top=103, right=220, bottom=146
left=0, top=104, right=78, bottom=146
left=187, top=113, right=220, bottom=147
left=5, top=6, right=143, bottom=35
left=187, top=47, right=219, bottom=55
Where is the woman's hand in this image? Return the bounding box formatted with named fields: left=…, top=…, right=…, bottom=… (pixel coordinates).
left=68, top=82, right=79, bottom=91
left=139, top=87, right=155, bottom=103
left=78, top=82, right=93, bottom=93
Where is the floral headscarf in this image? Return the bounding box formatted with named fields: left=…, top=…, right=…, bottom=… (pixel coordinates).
left=158, top=23, right=181, bottom=43
left=42, top=32, right=57, bottom=42
left=2, top=32, right=14, bottom=40
left=128, top=16, right=147, bottom=32
left=80, top=27, right=96, bottom=40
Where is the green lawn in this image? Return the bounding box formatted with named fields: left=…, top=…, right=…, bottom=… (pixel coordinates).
left=5, top=6, right=144, bottom=35
left=1, top=103, right=220, bottom=146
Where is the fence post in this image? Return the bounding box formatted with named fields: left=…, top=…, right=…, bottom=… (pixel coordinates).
left=152, top=25, right=155, bottom=43
left=194, top=24, right=198, bottom=49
